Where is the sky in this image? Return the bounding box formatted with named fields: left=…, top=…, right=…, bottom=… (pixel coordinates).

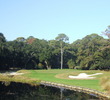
left=0, top=0, right=110, bottom=43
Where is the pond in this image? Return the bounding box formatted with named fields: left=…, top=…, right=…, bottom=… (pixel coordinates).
left=0, top=82, right=102, bottom=100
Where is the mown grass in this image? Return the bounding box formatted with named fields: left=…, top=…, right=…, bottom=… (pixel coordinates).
left=21, top=69, right=109, bottom=92
left=1, top=69, right=110, bottom=93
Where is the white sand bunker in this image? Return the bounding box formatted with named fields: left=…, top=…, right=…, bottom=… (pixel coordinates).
left=69, top=73, right=103, bottom=79
left=9, top=72, right=24, bottom=75
left=2, top=72, right=24, bottom=76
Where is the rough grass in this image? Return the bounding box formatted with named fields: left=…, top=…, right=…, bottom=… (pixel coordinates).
left=0, top=70, right=40, bottom=86
left=100, top=72, right=110, bottom=93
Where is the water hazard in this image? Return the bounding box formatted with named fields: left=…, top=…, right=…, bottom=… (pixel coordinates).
left=0, top=82, right=101, bottom=100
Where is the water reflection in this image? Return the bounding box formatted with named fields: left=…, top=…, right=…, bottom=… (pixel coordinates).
left=0, top=82, right=100, bottom=100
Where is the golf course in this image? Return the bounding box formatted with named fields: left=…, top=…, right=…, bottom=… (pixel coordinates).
left=21, top=69, right=110, bottom=91
left=1, top=69, right=110, bottom=98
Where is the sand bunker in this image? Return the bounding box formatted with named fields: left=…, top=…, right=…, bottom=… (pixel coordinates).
left=69, top=73, right=103, bottom=79
left=2, top=72, right=24, bottom=76
left=9, top=72, right=24, bottom=75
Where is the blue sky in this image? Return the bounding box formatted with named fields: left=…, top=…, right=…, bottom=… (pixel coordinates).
left=0, top=0, right=110, bottom=43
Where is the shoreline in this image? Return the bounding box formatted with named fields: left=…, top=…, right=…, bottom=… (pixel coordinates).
left=41, top=81, right=110, bottom=100
left=0, top=70, right=110, bottom=99
left=0, top=79, right=110, bottom=99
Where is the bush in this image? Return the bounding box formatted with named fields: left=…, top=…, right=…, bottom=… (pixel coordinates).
left=75, top=66, right=81, bottom=69
left=100, top=76, right=110, bottom=93
left=67, top=59, right=76, bottom=69
left=38, top=63, right=44, bottom=69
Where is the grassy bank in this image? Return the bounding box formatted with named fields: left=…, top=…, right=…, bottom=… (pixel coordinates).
left=0, top=71, right=40, bottom=86
left=1, top=69, right=110, bottom=93
left=19, top=69, right=110, bottom=93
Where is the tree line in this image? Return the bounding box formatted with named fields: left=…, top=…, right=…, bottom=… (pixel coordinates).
left=0, top=27, right=110, bottom=70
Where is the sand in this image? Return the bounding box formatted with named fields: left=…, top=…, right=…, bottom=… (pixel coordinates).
left=69, top=73, right=103, bottom=79
left=1, top=72, right=24, bottom=76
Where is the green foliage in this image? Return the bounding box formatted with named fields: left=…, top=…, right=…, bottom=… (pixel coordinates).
left=102, top=25, right=110, bottom=38
left=55, top=33, right=69, bottom=42
left=38, top=63, right=44, bottom=69
left=15, top=37, right=26, bottom=42
left=67, top=59, right=76, bottom=69
left=72, top=33, right=110, bottom=70
left=55, top=33, right=69, bottom=69
left=0, top=32, right=110, bottom=70
left=0, top=33, right=6, bottom=42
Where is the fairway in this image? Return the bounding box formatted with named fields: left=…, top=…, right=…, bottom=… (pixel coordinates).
left=21, top=69, right=109, bottom=92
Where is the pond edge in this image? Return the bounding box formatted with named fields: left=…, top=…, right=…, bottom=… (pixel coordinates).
left=41, top=81, right=110, bottom=100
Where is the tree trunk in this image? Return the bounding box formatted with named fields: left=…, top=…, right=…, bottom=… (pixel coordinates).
left=45, top=60, right=50, bottom=69
left=61, top=43, right=63, bottom=69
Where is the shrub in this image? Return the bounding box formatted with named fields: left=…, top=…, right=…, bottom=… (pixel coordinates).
left=38, top=63, right=44, bottom=69
left=67, top=59, right=76, bottom=69
left=100, top=76, right=110, bottom=93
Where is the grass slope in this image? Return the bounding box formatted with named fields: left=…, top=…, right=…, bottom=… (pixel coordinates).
left=22, top=69, right=108, bottom=91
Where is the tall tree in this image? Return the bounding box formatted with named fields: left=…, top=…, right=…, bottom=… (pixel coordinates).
left=15, top=37, right=26, bottom=42
left=55, top=33, right=69, bottom=69
left=26, top=36, right=36, bottom=44
left=0, top=33, right=6, bottom=42
left=102, top=25, right=110, bottom=38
